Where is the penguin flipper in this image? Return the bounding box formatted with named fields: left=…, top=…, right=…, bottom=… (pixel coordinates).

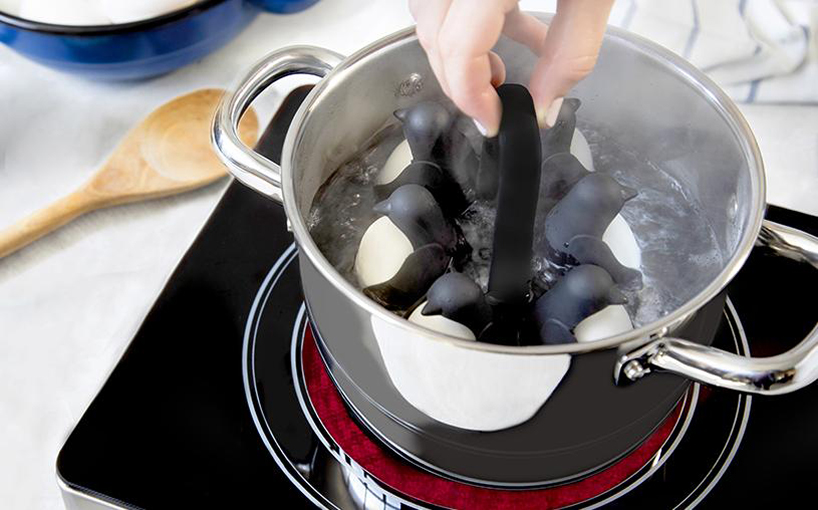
left=541, top=153, right=591, bottom=199
left=363, top=243, right=449, bottom=311
left=374, top=161, right=468, bottom=216
left=540, top=319, right=577, bottom=345
left=566, top=235, right=643, bottom=290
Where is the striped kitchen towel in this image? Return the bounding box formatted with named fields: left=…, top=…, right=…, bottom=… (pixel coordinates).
left=609, top=0, right=817, bottom=103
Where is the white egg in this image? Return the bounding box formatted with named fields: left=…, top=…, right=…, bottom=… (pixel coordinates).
left=603, top=215, right=641, bottom=270
left=575, top=304, right=633, bottom=342
left=570, top=128, right=594, bottom=171
left=100, top=0, right=197, bottom=24
left=377, top=139, right=412, bottom=185
left=354, top=216, right=413, bottom=288
left=19, top=0, right=109, bottom=25
left=408, top=302, right=476, bottom=341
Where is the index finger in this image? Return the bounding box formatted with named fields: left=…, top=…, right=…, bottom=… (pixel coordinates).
left=529, top=0, right=613, bottom=126
left=437, top=0, right=513, bottom=136
left=410, top=0, right=453, bottom=95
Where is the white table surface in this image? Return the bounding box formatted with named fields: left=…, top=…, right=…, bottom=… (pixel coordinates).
left=0, top=1, right=816, bottom=508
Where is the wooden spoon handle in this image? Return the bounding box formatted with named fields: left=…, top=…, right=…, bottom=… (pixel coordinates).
left=0, top=189, right=97, bottom=258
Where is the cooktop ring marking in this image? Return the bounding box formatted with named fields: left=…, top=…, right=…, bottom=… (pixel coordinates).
left=241, top=243, right=339, bottom=509
left=244, top=242, right=752, bottom=509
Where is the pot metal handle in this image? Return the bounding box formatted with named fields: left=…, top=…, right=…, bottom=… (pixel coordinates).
left=615, top=220, right=818, bottom=395
left=212, top=46, right=344, bottom=203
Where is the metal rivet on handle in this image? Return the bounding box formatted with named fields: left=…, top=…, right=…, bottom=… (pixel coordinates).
left=623, top=360, right=649, bottom=381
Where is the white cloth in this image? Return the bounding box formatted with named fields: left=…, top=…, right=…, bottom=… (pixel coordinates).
left=0, top=1, right=816, bottom=509
left=609, top=0, right=818, bottom=103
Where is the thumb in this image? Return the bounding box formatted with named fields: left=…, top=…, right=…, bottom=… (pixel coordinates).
left=529, top=0, right=614, bottom=127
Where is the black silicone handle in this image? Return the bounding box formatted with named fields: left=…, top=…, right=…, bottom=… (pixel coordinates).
left=486, top=84, right=542, bottom=305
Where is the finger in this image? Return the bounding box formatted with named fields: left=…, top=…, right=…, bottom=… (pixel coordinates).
left=409, top=0, right=451, bottom=32
left=428, top=47, right=453, bottom=96
left=438, top=0, right=510, bottom=135
left=411, top=0, right=454, bottom=95
left=529, top=0, right=614, bottom=127
left=443, top=54, right=501, bottom=135
left=488, top=51, right=506, bottom=87
left=502, top=6, right=549, bottom=55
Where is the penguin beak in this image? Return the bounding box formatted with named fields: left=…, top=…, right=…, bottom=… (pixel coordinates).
left=621, top=185, right=638, bottom=201
left=373, top=199, right=391, bottom=216
left=422, top=301, right=442, bottom=316
left=607, top=287, right=628, bottom=305
left=394, top=108, right=408, bottom=122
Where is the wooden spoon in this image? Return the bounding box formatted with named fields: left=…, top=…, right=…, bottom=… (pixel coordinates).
left=0, top=89, right=258, bottom=259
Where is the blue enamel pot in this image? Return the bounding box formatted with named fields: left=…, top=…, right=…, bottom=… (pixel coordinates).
left=0, top=0, right=320, bottom=80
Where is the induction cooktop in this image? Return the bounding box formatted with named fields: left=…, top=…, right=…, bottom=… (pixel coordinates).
left=57, top=87, right=818, bottom=509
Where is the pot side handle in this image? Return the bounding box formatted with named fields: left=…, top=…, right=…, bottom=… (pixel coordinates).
left=212, top=46, right=344, bottom=203
left=615, top=220, right=818, bottom=395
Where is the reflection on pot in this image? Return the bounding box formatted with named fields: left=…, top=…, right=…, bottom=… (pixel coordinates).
left=371, top=313, right=571, bottom=431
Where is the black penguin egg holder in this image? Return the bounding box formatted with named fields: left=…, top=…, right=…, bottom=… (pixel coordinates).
left=359, top=85, right=642, bottom=346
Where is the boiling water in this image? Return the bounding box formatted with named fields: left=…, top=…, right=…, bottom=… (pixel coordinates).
left=307, top=125, right=405, bottom=286
left=580, top=125, right=725, bottom=325
left=308, top=123, right=725, bottom=327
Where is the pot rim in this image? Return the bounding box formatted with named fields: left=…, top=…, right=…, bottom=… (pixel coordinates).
left=281, top=21, right=766, bottom=356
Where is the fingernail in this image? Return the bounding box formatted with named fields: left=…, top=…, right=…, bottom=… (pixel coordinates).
left=473, top=118, right=488, bottom=137
left=543, top=97, right=564, bottom=128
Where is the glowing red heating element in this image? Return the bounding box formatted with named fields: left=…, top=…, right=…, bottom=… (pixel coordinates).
left=303, top=327, right=680, bottom=509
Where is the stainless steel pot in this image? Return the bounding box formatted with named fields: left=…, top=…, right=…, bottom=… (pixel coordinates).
left=213, top=14, right=818, bottom=484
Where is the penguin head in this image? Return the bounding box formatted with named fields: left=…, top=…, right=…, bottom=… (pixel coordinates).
left=545, top=172, right=639, bottom=251
left=562, top=265, right=628, bottom=309
left=423, top=272, right=492, bottom=335
left=573, top=173, right=638, bottom=215
left=394, top=101, right=454, bottom=161
left=373, top=184, right=455, bottom=250
left=363, top=243, right=450, bottom=311
left=542, top=98, right=582, bottom=155
left=373, top=183, right=438, bottom=221
left=422, top=272, right=484, bottom=317
left=540, top=152, right=591, bottom=200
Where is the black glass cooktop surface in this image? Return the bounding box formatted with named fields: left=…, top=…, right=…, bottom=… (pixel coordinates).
left=57, top=88, right=818, bottom=508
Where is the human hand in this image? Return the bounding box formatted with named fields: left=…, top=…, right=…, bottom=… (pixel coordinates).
left=409, top=0, right=614, bottom=136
